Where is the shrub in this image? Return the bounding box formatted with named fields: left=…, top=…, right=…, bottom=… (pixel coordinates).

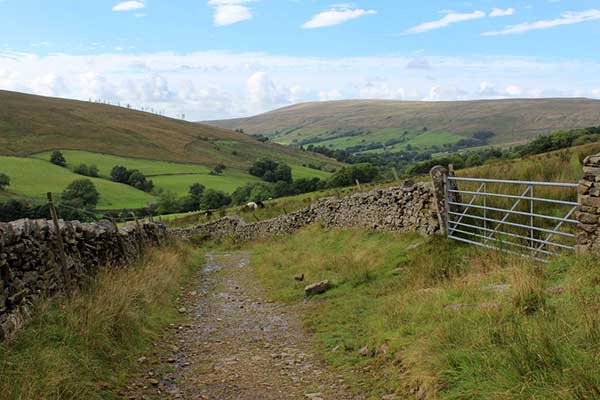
left=0, top=173, right=10, bottom=190
left=50, top=150, right=66, bottom=167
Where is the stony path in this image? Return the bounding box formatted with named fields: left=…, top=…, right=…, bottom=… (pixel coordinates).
left=122, top=253, right=363, bottom=400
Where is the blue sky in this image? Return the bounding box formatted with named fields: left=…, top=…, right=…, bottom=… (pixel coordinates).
left=1, top=0, right=600, bottom=120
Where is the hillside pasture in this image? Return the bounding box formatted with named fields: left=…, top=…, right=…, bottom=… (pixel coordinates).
left=0, top=156, right=155, bottom=209
left=0, top=90, right=341, bottom=173
left=32, top=150, right=330, bottom=197
left=207, top=98, right=600, bottom=149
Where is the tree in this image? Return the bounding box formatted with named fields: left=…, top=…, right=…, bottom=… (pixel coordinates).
left=274, top=164, right=292, bottom=183
left=249, top=158, right=278, bottom=179
left=128, top=170, right=153, bottom=192
left=232, top=184, right=254, bottom=205
left=181, top=183, right=206, bottom=212
left=88, top=165, right=99, bottom=177
left=249, top=158, right=293, bottom=183
left=61, top=179, right=100, bottom=209
left=327, top=164, right=380, bottom=188
left=211, top=163, right=226, bottom=175
left=200, top=189, right=231, bottom=210
left=189, top=183, right=206, bottom=200
left=249, top=184, right=273, bottom=202
left=74, top=164, right=89, bottom=176
left=156, top=191, right=182, bottom=215
left=272, top=181, right=292, bottom=198
left=0, top=173, right=10, bottom=190
left=111, top=165, right=131, bottom=183
left=50, top=151, right=66, bottom=167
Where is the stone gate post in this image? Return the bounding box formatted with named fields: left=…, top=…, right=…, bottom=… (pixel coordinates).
left=576, top=153, right=600, bottom=255
left=430, top=166, right=449, bottom=236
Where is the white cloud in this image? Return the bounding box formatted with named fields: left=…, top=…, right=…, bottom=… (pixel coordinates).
left=405, top=10, right=486, bottom=34
left=505, top=85, right=523, bottom=96
left=1, top=51, right=599, bottom=119
left=302, top=5, right=376, bottom=29
left=247, top=72, right=293, bottom=112
left=358, top=79, right=406, bottom=100
left=490, top=8, right=516, bottom=17
left=319, top=89, right=343, bottom=101
left=112, top=1, right=145, bottom=12
left=208, top=0, right=254, bottom=26
left=426, top=85, right=468, bottom=101
left=406, top=57, right=432, bottom=70
left=479, top=81, right=499, bottom=96
left=483, top=9, right=600, bottom=35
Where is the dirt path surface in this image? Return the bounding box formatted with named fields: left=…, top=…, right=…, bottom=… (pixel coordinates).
left=122, top=253, right=363, bottom=400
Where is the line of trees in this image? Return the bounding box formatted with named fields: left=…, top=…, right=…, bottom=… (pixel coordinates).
left=111, top=166, right=154, bottom=193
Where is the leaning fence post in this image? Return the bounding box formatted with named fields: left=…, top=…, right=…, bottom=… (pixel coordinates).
left=430, top=166, right=449, bottom=236
left=47, top=192, right=71, bottom=286
left=131, top=212, right=145, bottom=262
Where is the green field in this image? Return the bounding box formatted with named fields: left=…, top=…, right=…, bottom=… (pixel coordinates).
left=33, top=150, right=212, bottom=178
left=32, top=150, right=329, bottom=195
left=0, top=156, right=155, bottom=209
left=2, top=150, right=332, bottom=208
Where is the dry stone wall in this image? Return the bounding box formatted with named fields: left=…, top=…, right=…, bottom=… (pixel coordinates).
left=0, top=219, right=166, bottom=341
left=175, top=182, right=440, bottom=242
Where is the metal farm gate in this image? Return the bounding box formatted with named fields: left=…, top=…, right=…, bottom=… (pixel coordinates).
left=445, top=176, right=579, bottom=262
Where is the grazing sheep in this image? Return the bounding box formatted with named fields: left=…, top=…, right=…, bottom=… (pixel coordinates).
left=204, top=210, right=213, bottom=219
left=256, top=201, right=265, bottom=209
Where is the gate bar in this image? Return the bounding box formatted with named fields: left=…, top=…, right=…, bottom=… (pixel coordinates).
left=447, top=211, right=576, bottom=238
left=448, top=201, right=578, bottom=224
left=448, top=176, right=578, bottom=188
left=448, top=189, right=578, bottom=207
left=448, top=220, right=574, bottom=250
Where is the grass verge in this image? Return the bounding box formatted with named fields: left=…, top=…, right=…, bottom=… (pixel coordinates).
left=246, top=225, right=600, bottom=399
left=0, top=241, right=200, bottom=400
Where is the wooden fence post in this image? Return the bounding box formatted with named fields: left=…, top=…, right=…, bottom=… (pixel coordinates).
left=392, top=167, right=400, bottom=183
left=131, top=212, right=145, bottom=262
left=109, top=217, right=126, bottom=258
left=47, top=192, right=71, bottom=286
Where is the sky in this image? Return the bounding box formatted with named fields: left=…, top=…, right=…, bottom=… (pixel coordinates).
left=1, top=0, right=600, bottom=121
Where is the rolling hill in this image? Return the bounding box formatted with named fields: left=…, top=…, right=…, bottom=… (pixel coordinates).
left=205, top=98, right=600, bottom=153
left=0, top=90, right=339, bottom=208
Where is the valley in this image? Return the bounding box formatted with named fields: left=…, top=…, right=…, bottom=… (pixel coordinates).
left=206, top=98, right=600, bottom=155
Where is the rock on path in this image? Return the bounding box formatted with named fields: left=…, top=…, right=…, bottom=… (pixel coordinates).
left=122, top=253, right=362, bottom=400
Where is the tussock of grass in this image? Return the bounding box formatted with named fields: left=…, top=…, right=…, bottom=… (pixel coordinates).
left=0, top=241, right=199, bottom=400
left=248, top=226, right=600, bottom=399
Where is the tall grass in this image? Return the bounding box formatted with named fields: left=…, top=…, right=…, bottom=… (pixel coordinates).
left=0, top=241, right=198, bottom=400
left=247, top=226, right=600, bottom=399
